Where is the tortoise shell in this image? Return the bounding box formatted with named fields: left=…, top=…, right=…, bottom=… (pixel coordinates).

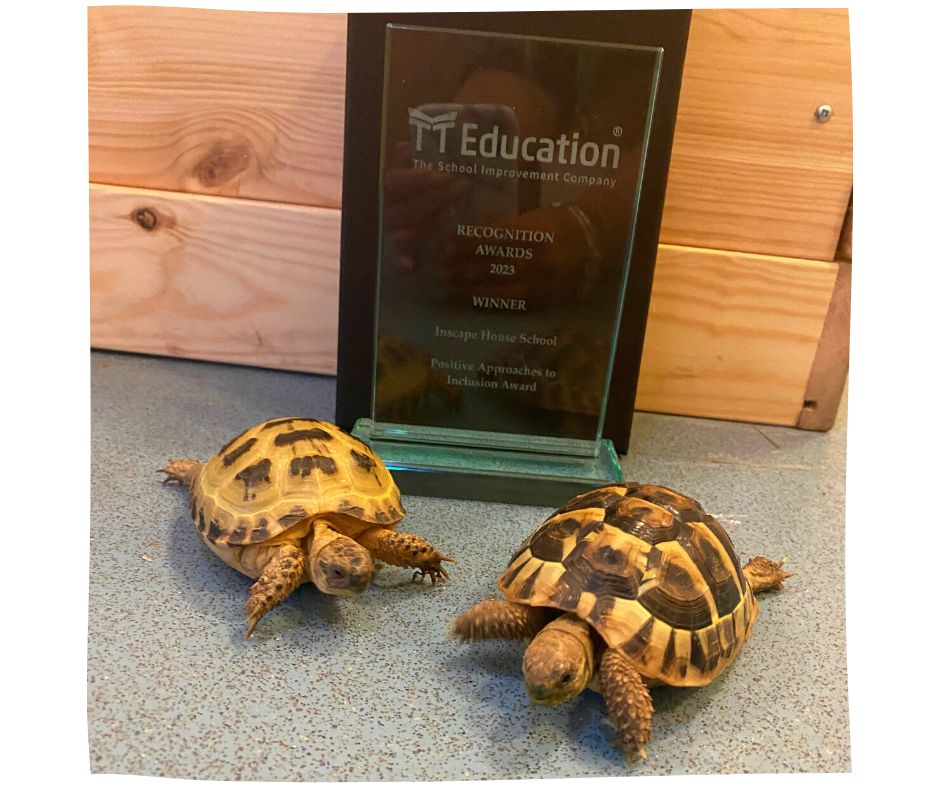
left=192, top=417, right=404, bottom=547
left=498, top=483, right=758, bottom=687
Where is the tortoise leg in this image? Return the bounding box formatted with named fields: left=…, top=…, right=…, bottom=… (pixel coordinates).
left=157, top=459, right=202, bottom=489
left=358, top=527, right=454, bottom=584
left=597, top=648, right=655, bottom=763
left=453, top=598, right=553, bottom=641
left=245, top=544, right=306, bottom=638
left=743, top=556, right=794, bottom=593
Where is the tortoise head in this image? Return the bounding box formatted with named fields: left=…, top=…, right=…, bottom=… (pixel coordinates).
left=310, top=534, right=374, bottom=596
left=522, top=616, right=593, bottom=706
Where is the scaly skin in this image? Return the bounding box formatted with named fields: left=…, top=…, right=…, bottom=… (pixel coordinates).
left=308, top=520, right=374, bottom=596
left=358, top=527, right=454, bottom=584
left=457, top=605, right=654, bottom=763
left=743, top=556, right=793, bottom=593
left=598, top=648, right=654, bottom=763
left=245, top=544, right=306, bottom=638
left=522, top=613, right=594, bottom=705
left=158, top=459, right=202, bottom=489
left=452, top=598, right=553, bottom=641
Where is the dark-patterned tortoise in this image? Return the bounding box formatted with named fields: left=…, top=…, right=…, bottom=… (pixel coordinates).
left=160, top=417, right=453, bottom=637
left=453, top=482, right=791, bottom=762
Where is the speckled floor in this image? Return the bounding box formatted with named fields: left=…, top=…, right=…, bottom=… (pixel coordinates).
left=89, top=350, right=850, bottom=779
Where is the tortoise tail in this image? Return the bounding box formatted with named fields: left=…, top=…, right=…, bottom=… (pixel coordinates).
left=158, top=459, right=202, bottom=489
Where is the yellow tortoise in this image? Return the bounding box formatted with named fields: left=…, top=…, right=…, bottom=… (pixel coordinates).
left=161, top=417, right=452, bottom=637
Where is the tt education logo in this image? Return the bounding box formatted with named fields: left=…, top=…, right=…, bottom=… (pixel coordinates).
left=408, top=108, right=458, bottom=154
left=407, top=106, right=621, bottom=169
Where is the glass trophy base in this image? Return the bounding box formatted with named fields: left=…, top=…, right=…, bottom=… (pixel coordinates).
left=352, top=419, right=623, bottom=506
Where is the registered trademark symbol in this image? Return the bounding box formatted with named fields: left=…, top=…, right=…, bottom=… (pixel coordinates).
left=612, top=126, right=623, bottom=137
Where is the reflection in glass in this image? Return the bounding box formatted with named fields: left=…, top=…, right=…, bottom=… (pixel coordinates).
left=374, top=26, right=661, bottom=449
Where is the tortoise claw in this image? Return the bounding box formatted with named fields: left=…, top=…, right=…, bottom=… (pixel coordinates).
left=157, top=460, right=201, bottom=487
left=412, top=559, right=452, bottom=585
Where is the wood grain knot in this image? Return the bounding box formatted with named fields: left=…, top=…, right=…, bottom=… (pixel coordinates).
left=194, top=141, right=252, bottom=187
left=134, top=208, right=158, bottom=231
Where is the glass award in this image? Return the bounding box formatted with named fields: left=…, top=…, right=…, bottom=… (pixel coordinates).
left=352, top=25, right=663, bottom=505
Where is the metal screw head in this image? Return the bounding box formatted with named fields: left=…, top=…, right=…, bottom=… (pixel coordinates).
left=815, top=104, right=833, bottom=123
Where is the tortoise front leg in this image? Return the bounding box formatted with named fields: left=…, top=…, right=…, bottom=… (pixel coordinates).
left=598, top=648, right=655, bottom=763
left=358, top=527, right=454, bottom=584
left=244, top=544, right=307, bottom=638
left=453, top=598, right=553, bottom=641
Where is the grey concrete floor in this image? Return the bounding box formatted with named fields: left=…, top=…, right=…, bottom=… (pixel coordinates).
left=89, top=350, right=849, bottom=779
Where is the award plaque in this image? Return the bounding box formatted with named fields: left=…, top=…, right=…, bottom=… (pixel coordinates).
left=337, top=12, right=691, bottom=505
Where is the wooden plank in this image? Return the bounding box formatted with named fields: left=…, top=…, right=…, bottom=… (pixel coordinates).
left=91, top=182, right=839, bottom=425
left=89, top=183, right=339, bottom=372
left=797, top=261, right=850, bottom=430
left=835, top=194, right=853, bottom=262
left=89, top=7, right=854, bottom=263
left=88, top=7, right=346, bottom=207
left=635, top=244, right=838, bottom=425
left=660, top=8, right=853, bottom=260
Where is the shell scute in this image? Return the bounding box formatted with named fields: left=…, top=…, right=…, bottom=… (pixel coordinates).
left=605, top=497, right=681, bottom=544
left=554, top=484, right=632, bottom=516
left=636, top=542, right=715, bottom=631
left=221, top=437, right=257, bottom=467
left=675, top=521, right=743, bottom=618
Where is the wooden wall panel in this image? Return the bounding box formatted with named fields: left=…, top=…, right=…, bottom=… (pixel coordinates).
left=636, top=244, right=838, bottom=425
left=91, top=182, right=838, bottom=426
left=796, top=260, right=850, bottom=430
left=89, top=184, right=340, bottom=372
left=660, top=8, right=853, bottom=260
left=89, top=8, right=854, bottom=261
left=88, top=7, right=851, bottom=427
left=88, top=7, right=346, bottom=207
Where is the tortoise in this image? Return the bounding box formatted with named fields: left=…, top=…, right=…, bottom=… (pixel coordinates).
left=160, top=417, right=453, bottom=637
left=453, top=482, right=791, bottom=762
